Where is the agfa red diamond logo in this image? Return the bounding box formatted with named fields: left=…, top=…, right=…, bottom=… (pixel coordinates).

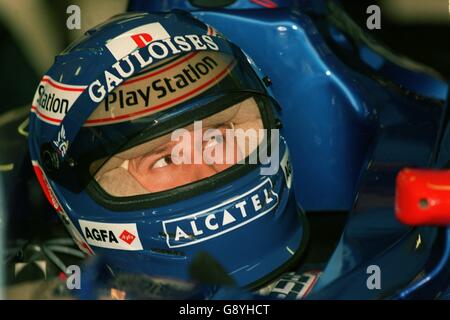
left=119, top=230, right=136, bottom=245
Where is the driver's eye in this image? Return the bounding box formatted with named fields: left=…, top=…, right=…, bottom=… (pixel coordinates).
left=152, top=155, right=172, bottom=169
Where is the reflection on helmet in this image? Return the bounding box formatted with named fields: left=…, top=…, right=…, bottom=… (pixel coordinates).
left=28, top=11, right=307, bottom=291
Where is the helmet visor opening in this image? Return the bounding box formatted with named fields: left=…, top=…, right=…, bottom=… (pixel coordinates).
left=93, top=96, right=265, bottom=197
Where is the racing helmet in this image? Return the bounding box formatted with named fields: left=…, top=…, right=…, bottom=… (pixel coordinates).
left=28, top=11, right=307, bottom=288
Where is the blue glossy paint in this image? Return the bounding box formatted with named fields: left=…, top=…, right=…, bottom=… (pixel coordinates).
left=309, top=90, right=444, bottom=297
left=126, top=1, right=450, bottom=298
left=394, top=228, right=450, bottom=299
left=128, top=0, right=298, bottom=11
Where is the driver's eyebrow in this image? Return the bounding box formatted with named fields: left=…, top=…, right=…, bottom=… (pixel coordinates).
left=151, top=141, right=176, bottom=155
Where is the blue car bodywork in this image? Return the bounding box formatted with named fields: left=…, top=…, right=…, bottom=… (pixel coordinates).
left=127, top=0, right=450, bottom=299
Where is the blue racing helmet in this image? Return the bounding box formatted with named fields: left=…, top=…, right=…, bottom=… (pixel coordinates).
left=28, top=11, right=307, bottom=288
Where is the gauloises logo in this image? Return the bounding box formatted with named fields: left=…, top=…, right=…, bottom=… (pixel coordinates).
left=162, top=178, right=279, bottom=248
left=84, top=51, right=235, bottom=126
left=79, top=220, right=143, bottom=251
left=32, top=53, right=234, bottom=127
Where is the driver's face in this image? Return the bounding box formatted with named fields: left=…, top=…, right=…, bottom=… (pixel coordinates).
left=127, top=125, right=240, bottom=192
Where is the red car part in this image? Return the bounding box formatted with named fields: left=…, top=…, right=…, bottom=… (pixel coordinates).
left=396, top=168, right=450, bottom=225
